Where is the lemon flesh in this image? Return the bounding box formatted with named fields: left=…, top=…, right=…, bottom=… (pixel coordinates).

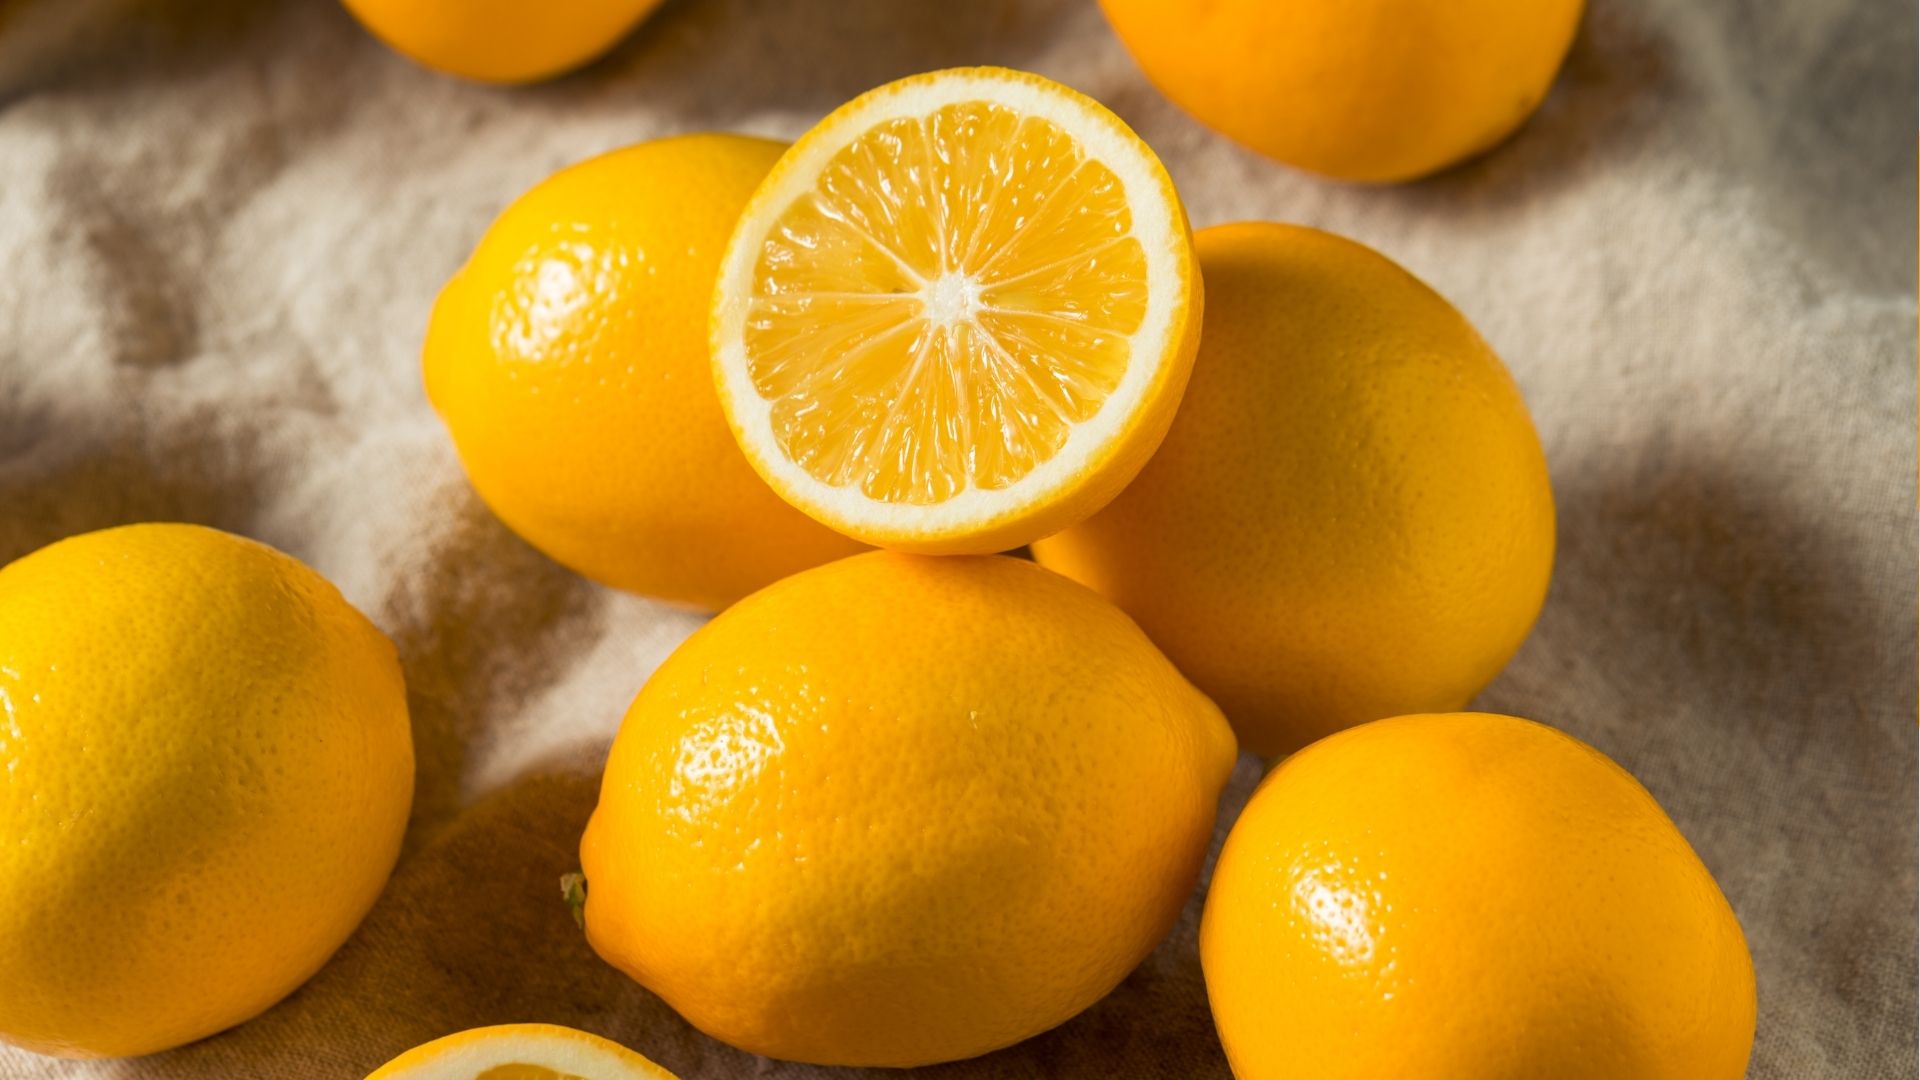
left=747, top=101, right=1147, bottom=504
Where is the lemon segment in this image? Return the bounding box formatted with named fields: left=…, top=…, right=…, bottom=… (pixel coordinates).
left=713, top=68, right=1201, bottom=553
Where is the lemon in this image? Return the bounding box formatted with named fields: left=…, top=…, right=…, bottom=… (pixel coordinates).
left=1099, top=0, right=1584, bottom=182
left=0, top=524, right=413, bottom=1059
left=366, top=1023, right=679, bottom=1079
left=340, top=0, right=665, bottom=84
left=425, top=134, right=865, bottom=611
left=578, top=552, right=1236, bottom=1067
left=710, top=67, right=1203, bottom=554
left=1032, top=223, right=1554, bottom=756
left=1202, top=712, right=1757, bottom=1078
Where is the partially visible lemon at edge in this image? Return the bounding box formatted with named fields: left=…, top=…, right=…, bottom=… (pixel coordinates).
left=1098, top=0, right=1585, bottom=182
left=365, top=1023, right=680, bottom=1079
left=342, top=0, right=666, bottom=84
left=0, top=523, right=413, bottom=1059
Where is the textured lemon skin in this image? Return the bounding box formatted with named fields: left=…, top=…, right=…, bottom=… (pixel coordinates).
left=426, top=135, right=865, bottom=611
left=0, top=524, right=413, bottom=1059
left=1099, top=0, right=1583, bottom=182
left=366, top=1023, right=679, bottom=1079
left=340, top=0, right=665, bottom=84
left=711, top=67, right=1205, bottom=556
left=1033, top=223, right=1554, bottom=756
left=1202, top=712, right=1757, bottom=1079
left=579, top=553, right=1237, bottom=1067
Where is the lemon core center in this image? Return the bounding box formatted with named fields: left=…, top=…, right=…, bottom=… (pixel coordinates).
left=925, top=271, right=983, bottom=327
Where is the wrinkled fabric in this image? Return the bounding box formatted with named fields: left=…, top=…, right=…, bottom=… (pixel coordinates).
left=0, top=1, right=1912, bottom=1076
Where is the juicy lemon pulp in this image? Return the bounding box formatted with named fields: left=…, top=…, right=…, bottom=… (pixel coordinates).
left=475, top=1068, right=585, bottom=1080
left=745, top=100, right=1148, bottom=505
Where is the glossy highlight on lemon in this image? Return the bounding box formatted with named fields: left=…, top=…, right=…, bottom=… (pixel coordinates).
left=1099, top=0, right=1584, bottom=182
left=1201, top=712, right=1757, bottom=1079
left=365, top=1023, right=679, bottom=1080
left=1033, top=223, right=1555, bottom=756
left=426, top=134, right=864, bottom=610
left=341, top=0, right=666, bottom=84
left=0, top=524, right=413, bottom=1059
left=711, top=66, right=1203, bottom=554
left=579, top=552, right=1236, bottom=1067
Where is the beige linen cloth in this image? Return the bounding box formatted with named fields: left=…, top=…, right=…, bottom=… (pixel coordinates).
left=0, top=0, right=1913, bottom=1076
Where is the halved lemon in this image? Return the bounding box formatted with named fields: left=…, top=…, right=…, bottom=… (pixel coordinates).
left=711, top=67, right=1202, bottom=554
left=364, top=1023, right=679, bottom=1080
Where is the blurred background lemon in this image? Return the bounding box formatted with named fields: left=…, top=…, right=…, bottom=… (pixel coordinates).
left=1098, top=0, right=1584, bottom=181
left=341, top=0, right=665, bottom=84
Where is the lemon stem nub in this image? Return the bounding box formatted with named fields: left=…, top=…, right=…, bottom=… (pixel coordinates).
left=561, top=872, right=588, bottom=930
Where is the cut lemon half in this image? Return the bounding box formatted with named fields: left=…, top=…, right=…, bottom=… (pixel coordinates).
left=365, top=1024, right=679, bottom=1080
left=711, top=67, right=1202, bottom=554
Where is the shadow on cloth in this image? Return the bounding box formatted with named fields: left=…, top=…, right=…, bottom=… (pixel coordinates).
left=0, top=0, right=276, bottom=103
left=373, top=480, right=608, bottom=846
left=84, top=752, right=1255, bottom=1079
left=0, top=415, right=266, bottom=565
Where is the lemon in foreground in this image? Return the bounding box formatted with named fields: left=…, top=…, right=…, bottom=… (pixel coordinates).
left=0, top=524, right=413, bottom=1059
left=1202, top=712, right=1756, bottom=1078
left=341, top=0, right=665, bottom=84
left=426, top=134, right=864, bottom=610
left=1099, top=0, right=1584, bottom=182
left=710, top=67, right=1203, bottom=554
left=366, top=1023, right=678, bottom=1079
left=1033, top=223, right=1554, bottom=756
left=579, top=552, right=1236, bottom=1066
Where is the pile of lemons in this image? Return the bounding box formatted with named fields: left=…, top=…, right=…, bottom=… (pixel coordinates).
left=0, top=3, right=1757, bottom=1080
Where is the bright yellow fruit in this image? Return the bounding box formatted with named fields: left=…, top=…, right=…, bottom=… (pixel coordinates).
left=1033, top=223, right=1554, bottom=756
left=341, top=0, right=664, bottom=84
left=579, top=552, right=1236, bottom=1067
left=1202, top=712, right=1757, bottom=1079
left=0, top=524, right=413, bottom=1059
left=425, top=134, right=865, bottom=611
left=710, top=67, right=1203, bottom=554
left=1099, top=0, right=1584, bottom=182
left=366, top=1023, right=679, bottom=1079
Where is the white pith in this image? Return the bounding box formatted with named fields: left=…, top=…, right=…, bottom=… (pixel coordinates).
left=711, top=69, right=1187, bottom=538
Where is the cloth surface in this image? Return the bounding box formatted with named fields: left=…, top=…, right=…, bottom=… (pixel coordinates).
left=0, top=0, right=1914, bottom=1076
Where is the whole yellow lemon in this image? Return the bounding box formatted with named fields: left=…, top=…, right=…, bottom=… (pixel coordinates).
left=1033, top=223, right=1554, bottom=756
left=341, top=0, right=665, bottom=84
left=579, top=552, right=1237, bottom=1067
left=0, top=524, right=413, bottom=1059
left=425, top=135, right=864, bottom=611
left=1098, top=0, right=1584, bottom=182
left=1202, top=712, right=1757, bottom=1078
